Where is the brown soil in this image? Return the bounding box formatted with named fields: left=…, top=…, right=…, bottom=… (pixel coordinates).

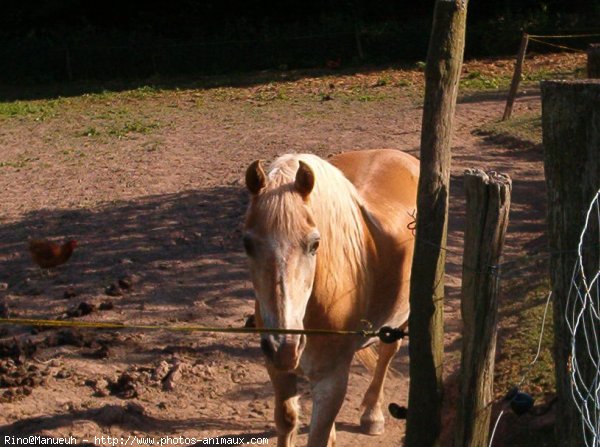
left=0, top=53, right=584, bottom=445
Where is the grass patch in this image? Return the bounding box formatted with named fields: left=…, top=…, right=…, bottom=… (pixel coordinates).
left=79, top=119, right=161, bottom=139
left=335, top=86, right=389, bottom=103
left=460, top=70, right=505, bottom=90
left=108, top=119, right=160, bottom=138
left=0, top=155, right=40, bottom=169
left=477, top=112, right=542, bottom=147
left=81, top=85, right=161, bottom=102
left=496, top=283, right=555, bottom=397
left=251, top=84, right=290, bottom=102
left=93, top=108, right=133, bottom=120
left=0, top=100, right=58, bottom=120
left=493, top=280, right=556, bottom=447
left=125, top=85, right=161, bottom=99
left=81, top=126, right=100, bottom=137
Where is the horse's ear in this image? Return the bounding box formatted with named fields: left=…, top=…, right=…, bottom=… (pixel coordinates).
left=246, top=160, right=266, bottom=195
left=295, top=161, right=315, bottom=199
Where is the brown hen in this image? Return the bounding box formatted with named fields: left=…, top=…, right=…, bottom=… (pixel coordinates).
left=29, top=239, right=78, bottom=269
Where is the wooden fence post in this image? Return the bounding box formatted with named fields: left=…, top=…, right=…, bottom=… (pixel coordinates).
left=502, top=32, right=529, bottom=121
left=588, top=44, right=600, bottom=78
left=405, top=1, right=468, bottom=446
left=542, top=79, right=600, bottom=447
left=454, top=169, right=512, bottom=447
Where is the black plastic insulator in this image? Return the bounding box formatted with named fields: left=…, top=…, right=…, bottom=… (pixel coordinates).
left=377, top=326, right=407, bottom=344
left=505, top=387, right=535, bottom=415
left=388, top=403, right=408, bottom=419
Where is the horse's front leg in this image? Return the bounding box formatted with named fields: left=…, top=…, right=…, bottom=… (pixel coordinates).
left=307, top=360, right=352, bottom=447
left=266, top=364, right=299, bottom=447
left=360, top=338, right=401, bottom=435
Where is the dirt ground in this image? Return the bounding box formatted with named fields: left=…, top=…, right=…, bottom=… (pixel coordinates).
left=0, top=53, right=584, bottom=446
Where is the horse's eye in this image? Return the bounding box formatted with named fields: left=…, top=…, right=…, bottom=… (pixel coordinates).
left=308, top=239, right=320, bottom=255
left=243, top=235, right=255, bottom=256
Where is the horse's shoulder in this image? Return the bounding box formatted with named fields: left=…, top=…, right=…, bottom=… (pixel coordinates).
left=330, top=149, right=418, bottom=200
left=327, top=149, right=418, bottom=242
left=330, top=148, right=417, bottom=179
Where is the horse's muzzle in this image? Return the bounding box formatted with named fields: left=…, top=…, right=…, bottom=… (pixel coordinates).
left=260, top=334, right=306, bottom=371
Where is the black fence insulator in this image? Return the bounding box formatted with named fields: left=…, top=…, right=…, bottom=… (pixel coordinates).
left=388, top=403, right=408, bottom=419
left=505, top=387, right=535, bottom=415
left=377, top=326, right=407, bottom=343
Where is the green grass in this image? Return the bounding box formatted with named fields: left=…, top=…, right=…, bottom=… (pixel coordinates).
left=373, top=74, right=393, bottom=87
left=125, top=85, right=161, bottom=99
left=81, top=85, right=161, bottom=102
left=460, top=60, right=585, bottom=93
left=523, top=66, right=586, bottom=83
left=460, top=70, right=506, bottom=90
left=107, top=119, right=160, bottom=138
left=250, top=84, right=290, bottom=102
left=494, top=282, right=556, bottom=446
left=81, top=126, right=100, bottom=137
left=496, top=284, right=555, bottom=396
left=0, top=155, right=40, bottom=169
left=335, top=85, right=390, bottom=103
left=0, top=100, right=58, bottom=120
left=79, top=118, right=161, bottom=139
left=477, top=112, right=542, bottom=146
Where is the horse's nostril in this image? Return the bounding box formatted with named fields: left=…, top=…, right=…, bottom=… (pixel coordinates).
left=260, top=338, right=275, bottom=359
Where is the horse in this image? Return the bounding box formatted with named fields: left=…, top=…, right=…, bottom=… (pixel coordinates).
left=243, top=149, right=419, bottom=447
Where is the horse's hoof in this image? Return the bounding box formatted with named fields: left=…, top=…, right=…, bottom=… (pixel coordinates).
left=360, top=418, right=385, bottom=436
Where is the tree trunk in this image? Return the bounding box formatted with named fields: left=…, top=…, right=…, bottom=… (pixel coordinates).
left=542, top=79, right=600, bottom=447
left=454, top=169, right=511, bottom=447
left=405, top=1, right=468, bottom=446
left=588, top=44, right=600, bottom=78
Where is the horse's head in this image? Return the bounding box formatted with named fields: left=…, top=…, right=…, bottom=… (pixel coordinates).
left=243, top=158, right=321, bottom=371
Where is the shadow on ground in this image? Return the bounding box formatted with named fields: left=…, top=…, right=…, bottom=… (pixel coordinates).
left=0, top=61, right=422, bottom=102
left=0, top=185, right=252, bottom=321
left=0, top=403, right=276, bottom=444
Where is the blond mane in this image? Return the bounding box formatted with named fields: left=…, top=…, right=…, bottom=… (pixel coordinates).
left=256, top=153, right=369, bottom=300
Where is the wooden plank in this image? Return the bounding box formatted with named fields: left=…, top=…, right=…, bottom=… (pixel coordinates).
left=454, top=169, right=511, bottom=447
left=405, top=1, right=468, bottom=446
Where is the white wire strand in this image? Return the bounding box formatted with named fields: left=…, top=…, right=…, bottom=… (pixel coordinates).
left=568, top=188, right=600, bottom=447
left=488, top=409, right=505, bottom=447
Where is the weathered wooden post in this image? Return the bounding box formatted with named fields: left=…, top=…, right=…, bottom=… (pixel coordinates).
left=502, top=32, right=529, bottom=121
left=542, top=79, right=600, bottom=447
left=406, top=0, right=468, bottom=446
left=588, top=44, right=600, bottom=78
left=454, top=170, right=511, bottom=447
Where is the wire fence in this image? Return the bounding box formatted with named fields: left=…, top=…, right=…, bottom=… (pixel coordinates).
left=502, top=30, right=599, bottom=120
left=487, top=188, right=600, bottom=446
left=527, top=32, right=600, bottom=54
left=567, top=188, right=600, bottom=447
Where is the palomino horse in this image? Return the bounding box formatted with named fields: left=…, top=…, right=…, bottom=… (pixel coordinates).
left=243, top=149, right=418, bottom=447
